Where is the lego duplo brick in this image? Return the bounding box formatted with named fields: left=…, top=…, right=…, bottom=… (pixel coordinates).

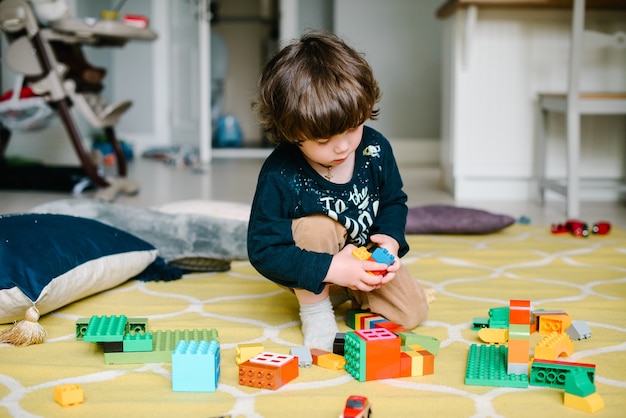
left=465, top=344, right=529, bottom=388
left=564, top=392, right=605, bottom=413
left=290, top=346, right=312, bottom=368
left=398, top=331, right=441, bottom=355
left=235, top=343, right=264, bottom=365
left=533, top=332, right=574, bottom=360
left=487, top=306, right=510, bottom=329
left=238, top=352, right=298, bottom=390
left=310, top=348, right=345, bottom=370
left=537, top=313, right=572, bottom=335
left=566, top=320, right=592, bottom=340
left=123, top=332, right=153, bottom=352
left=172, top=340, right=220, bottom=392
left=356, top=328, right=401, bottom=381
left=344, top=331, right=368, bottom=381
left=54, top=384, right=84, bottom=407
left=477, top=327, right=508, bottom=344
left=507, top=338, right=530, bottom=364
left=104, top=328, right=218, bottom=364
left=508, top=300, right=531, bottom=325
left=564, top=368, right=596, bottom=397
left=530, top=359, right=595, bottom=389
left=83, top=315, right=128, bottom=343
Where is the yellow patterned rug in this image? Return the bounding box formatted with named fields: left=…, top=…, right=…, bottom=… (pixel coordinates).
left=1, top=224, right=625, bottom=417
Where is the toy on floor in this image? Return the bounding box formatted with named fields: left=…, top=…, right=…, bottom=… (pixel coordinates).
left=340, top=395, right=372, bottom=418
left=550, top=220, right=611, bottom=237
left=465, top=300, right=604, bottom=413
left=54, top=384, right=84, bottom=407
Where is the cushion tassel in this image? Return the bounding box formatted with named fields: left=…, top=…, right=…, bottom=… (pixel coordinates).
left=0, top=306, right=47, bottom=346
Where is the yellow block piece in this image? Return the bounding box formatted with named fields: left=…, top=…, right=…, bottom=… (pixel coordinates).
left=534, top=332, right=574, bottom=360
left=54, top=384, right=84, bottom=407
left=478, top=327, right=508, bottom=344
left=538, top=314, right=572, bottom=334
left=316, top=352, right=346, bottom=370
left=235, top=343, right=264, bottom=365
left=564, top=392, right=605, bottom=413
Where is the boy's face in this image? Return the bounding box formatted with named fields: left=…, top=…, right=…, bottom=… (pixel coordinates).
left=299, top=124, right=363, bottom=169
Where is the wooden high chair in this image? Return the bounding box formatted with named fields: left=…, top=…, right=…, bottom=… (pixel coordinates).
left=0, top=0, right=156, bottom=200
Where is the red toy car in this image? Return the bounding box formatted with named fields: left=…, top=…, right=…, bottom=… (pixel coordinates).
left=340, top=395, right=372, bottom=418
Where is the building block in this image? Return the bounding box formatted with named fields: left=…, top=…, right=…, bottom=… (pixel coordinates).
left=238, top=352, right=298, bottom=390
left=564, top=368, right=596, bottom=397
left=509, top=300, right=531, bottom=324
left=488, top=306, right=510, bottom=329
left=75, top=318, right=90, bottom=340
left=507, top=339, right=530, bottom=364
left=333, top=333, right=345, bottom=356
left=123, top=332, right=153, bottom=352
left=101, top=341, right=124, bottom=353
left=563, top=392, right=605, bottom=413
left=104, top=328, right=218, bottom=364
left=235, top=343, right=264, bottom=365
left=373, top=320, right=406, bottom=333
left=465, top=344, right=529, bottom=388
left=370, top=247, right=395, bottom=266
left=172, top=340, right=220, bottom=392
left=310, top=348, right=346, bottom=370
left=534, top=332, right=574, bottom=360
left=537, top=313, right=572, bottom=335
left=478, top=327, right=508, bottom=344
left=403, top=346, right=434, bottom=376
left=566, top=320, right=592, bottom=340
left=126, top=318, right=149, bottom=334
left=508, top=323, right=530, bottom=340
left=54, top=384, right=84, bottom=407
left=344, top=329, right=401, bottom=381
left=530, top=359, right=595, bottom=389
left=83, top=315, right=128, bottom=342
left=397, top=332, right=441, bottom=355
left=290, top=346, right=312, bottom=367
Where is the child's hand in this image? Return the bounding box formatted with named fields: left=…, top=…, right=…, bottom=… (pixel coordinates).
left=324, top=244, right=391, bottom=292
left=369, top=234, right=402, bottom=288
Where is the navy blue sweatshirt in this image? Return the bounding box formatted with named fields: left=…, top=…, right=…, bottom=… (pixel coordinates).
left=247, top=126, right=408, bottom=294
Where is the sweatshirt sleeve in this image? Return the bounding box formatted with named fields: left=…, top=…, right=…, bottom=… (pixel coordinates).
left=247, top=171, right=332, bottom=294
left=369, top=141, right=409, bottom=257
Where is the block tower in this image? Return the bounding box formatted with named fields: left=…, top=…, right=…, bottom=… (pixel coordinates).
left=507, top=299, right=531, bottom=375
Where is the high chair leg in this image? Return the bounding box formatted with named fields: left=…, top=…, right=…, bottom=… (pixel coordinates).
left=54, top=98, right=109, bottom=188
left=104, top=126, right=127, bottom=177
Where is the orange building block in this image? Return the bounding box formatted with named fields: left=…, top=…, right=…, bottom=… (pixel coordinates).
left=310, top=348, right=346, bottom=370
left=54, top=384, right=84, bottom=407
left=357, top=328, right=401, bottom=380
left=238, top=352, right=298, bottom=390
left=508, top=338, right=530, bottom=363
left=537, top=313, right=572, bottom=335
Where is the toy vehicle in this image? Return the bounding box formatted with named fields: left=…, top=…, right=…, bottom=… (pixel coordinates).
left=340, top=395, right=372, bottom=418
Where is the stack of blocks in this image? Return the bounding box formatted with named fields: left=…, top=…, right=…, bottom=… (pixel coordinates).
left=507, top=300, right=531, bottom=375
left=343, top=310, right=439, bottom=381
left=465, top=300, right=605, bottom=413
left=76, top=315, right=221, bottom=393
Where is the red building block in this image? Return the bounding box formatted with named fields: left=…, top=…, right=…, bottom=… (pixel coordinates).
left=509, top=300, right=531, bottom=325
left=356, top=328, right=401, bottom=380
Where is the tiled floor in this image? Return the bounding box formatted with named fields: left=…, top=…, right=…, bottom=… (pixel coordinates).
left=1, top=157, right=625, bottom=230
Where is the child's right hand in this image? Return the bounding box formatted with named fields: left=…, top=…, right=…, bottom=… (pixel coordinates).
left=323, top=244, right=393, bottom=292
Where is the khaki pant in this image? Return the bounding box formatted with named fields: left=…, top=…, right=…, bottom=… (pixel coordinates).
left=291, top=214, right=429, bottom=329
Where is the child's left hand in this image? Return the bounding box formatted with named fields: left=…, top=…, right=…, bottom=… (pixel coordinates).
left=369, top=234, right=402, bottom=288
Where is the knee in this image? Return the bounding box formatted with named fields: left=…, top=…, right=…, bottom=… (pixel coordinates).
left=292, top=215, right=346, bottom=254
left=399, top=303, right=429, bottom=330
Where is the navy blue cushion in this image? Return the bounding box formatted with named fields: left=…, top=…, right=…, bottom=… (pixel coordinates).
left=0, top=213, right=160, bottom=324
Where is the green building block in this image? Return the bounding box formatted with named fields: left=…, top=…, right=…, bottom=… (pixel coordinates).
left=104, top=329, right=219, bottom=364
left=76, top=318, right=90, bottom=340
left=465, top=344, right=528, bottom=388
left=564, top=368, right=596, bottom=397
left=123, top=332, right=153, bottom=352
left=126, top=318, right=148, bottom=334
left=84, top=315, right=128, bottom=343
left=530, top=359, right=595, bottom=389
left=344, top=331, right=367, bottom=382
left=397, top=331, right=440, bottom=355
left=488, top=307, right=510, bottom=329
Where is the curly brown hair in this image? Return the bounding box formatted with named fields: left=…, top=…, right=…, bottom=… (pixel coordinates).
left=252, top=31, right=381, bottom=145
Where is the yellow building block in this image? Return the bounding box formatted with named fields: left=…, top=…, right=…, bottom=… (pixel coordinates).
left=534, top=332, right=574, bottom=360
left=564, top=392, right=605, bottom=413
left=235, top=343, right=264, bottom=365
left=538, top=314, right=572, bottom=334
left=54, top=384, right=84, bottom=407
left=478, top=327, right=508, bottom=344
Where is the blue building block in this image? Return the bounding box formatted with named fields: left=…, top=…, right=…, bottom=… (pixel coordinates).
left=465, top=344, right=528, bottom=388
left=172, top=340, right=220, bottom=392
left=370, top=247, right=395, bottom=266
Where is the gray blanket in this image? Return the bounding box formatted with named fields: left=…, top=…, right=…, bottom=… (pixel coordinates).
left=30, top=199, right=248, bottom=270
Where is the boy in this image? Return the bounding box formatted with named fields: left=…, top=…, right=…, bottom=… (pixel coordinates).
left=247, top=31, right=430, bottom=351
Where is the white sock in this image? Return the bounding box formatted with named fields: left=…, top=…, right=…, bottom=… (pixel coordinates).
left=299, top=297, right=339, bottom=351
